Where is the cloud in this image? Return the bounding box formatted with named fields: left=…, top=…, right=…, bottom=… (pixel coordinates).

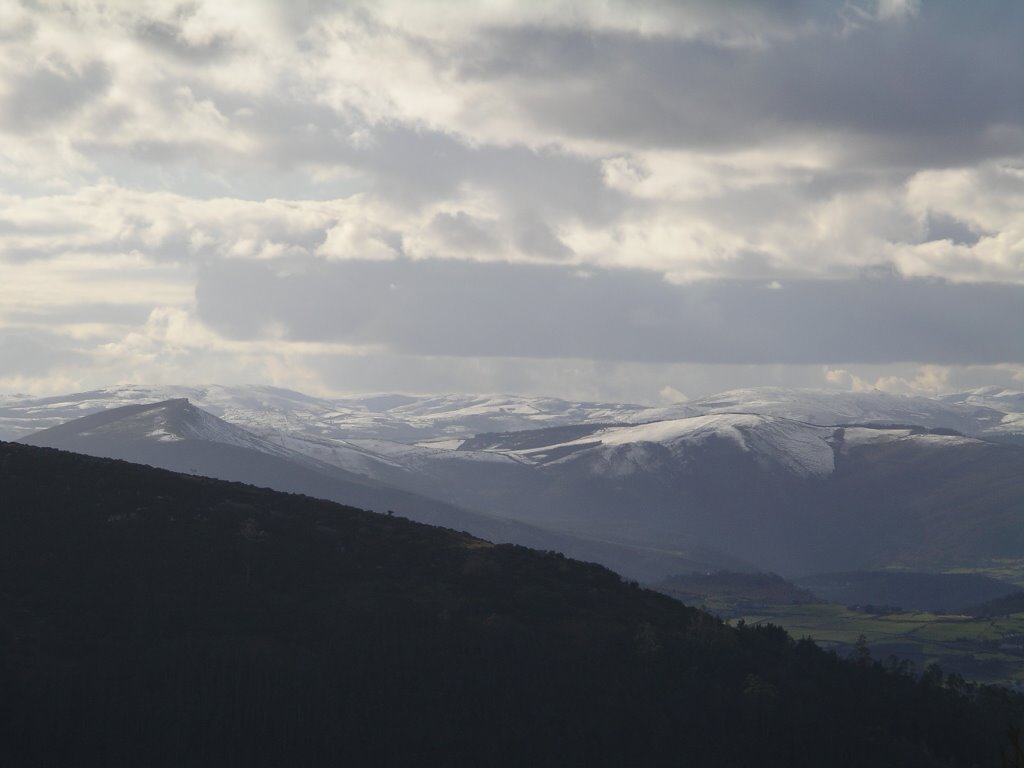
left=2, top=1, right=1024, bottom=400
left=428, top=211, right=501, bottom=254
left=0, top=328, right=89, bottom=376
left=512, top=216, right=574, bottom=260
left=873, top=0, right=921, bottom=21
left=822, top=363, right=999, bottom=396
left=134, top=6, right=238, bottom=63
left=195, top=258, right=1024, bottom=365
left=3, top=302, right=155, bottom=330
left=458, top=4, right=1024, bottom=166
left=659, top=385, right=689, bottom=403
left=0, top=60, right=110, bottom=132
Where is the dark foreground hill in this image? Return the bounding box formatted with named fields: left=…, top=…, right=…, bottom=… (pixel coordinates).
left=1, top=441, right=1021, bottom=767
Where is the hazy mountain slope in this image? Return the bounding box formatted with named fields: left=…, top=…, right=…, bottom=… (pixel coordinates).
left=18, top=399, right=743, bottom=581
left=468, top=418, right=835, bottom=572
left=1, top=440, right=1018, bottom=767
left=445, top=417, right=1024, bottom=576
left=811, top=430, right=1024, bottom=571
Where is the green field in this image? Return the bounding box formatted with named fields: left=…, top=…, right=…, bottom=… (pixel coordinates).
left=736, top=602, right=1024, bottom=687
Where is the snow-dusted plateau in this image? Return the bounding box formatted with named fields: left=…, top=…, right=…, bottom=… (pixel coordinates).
left=7, top=385, right=1024, bottom=582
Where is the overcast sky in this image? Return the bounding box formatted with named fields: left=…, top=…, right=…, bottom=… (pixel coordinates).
left=1, top=0, right=1023, bottom=402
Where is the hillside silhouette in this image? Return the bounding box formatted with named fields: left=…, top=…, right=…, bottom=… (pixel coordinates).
left=1, top=440, right=1021, bottom=766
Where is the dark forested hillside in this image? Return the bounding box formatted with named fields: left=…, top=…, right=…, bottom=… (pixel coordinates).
left=0, top=440, right=1021, bottom=767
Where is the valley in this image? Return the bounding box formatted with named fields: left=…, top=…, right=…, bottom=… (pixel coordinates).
left=738, top=604, right=1024, bottom=688
left=655, top=569, right=1024, bottom=688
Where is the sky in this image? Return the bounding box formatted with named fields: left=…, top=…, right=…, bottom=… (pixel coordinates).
left=1, top=0, right=1023, bottom=403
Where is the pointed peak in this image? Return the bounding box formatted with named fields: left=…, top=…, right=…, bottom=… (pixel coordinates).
left=152, top=397, right=196, bottom=414
left=20, top=397, right=259, bottom=449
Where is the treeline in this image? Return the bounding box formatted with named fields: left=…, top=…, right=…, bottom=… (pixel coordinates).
left=0, top=441, right=1021, bottom=767
left=969, top=591, right=1024, bottom=618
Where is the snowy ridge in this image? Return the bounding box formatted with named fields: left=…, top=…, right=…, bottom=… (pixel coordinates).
left=3, top=384, right=1023, bottom=449
left=257, top=432, right=524, bottom=483
left=944, top=388, right=1024, bottom=440
left=36, top=398, right=300, bottom=460
left=681, top=387, right=1005, bottom=433
left=0, top=386, right=646, bottom=443
left=839, top=427, right=985, bottom=450
left=258, top=433, right=409, bottom=477
left=512, top=414, right=837, bottom=478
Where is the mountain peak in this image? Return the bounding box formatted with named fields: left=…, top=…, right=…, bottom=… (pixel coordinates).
left=20, top=397, right=268, bottom=451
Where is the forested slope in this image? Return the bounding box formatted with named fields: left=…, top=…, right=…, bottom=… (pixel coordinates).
left=0, top=441, right=1020, bottom=767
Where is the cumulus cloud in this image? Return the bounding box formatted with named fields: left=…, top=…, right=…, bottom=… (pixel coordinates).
left=0, top=60, right=110, bottom=132
left=1, top=0, right=1023, bottom=398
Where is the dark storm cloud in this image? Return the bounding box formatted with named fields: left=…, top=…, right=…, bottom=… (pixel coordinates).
left=429, top=212, right=501, bottom=253
left=195, top=258, right=1024, bottom=365
left=272, top=118, right=625, bottom=221
left=135, top=17, right=236, bottom=62
left=924, top=213, right=984, bottom=246
left=82, top=78, right=626, bottom=226
left=463, top=2, right=1024, bottom=166
left=512, top=216, right=574, bottom=260
left=0, top=61, right=110, bottom=132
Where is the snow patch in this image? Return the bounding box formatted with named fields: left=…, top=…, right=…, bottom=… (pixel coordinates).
left=839, top=427, right=984, bottom=450
left=513, top=413, right=835, bottom=478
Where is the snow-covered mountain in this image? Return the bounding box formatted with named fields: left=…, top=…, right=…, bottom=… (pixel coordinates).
left=0, top=385, right=352, bottom=442
left=479, top=414, right=838, bottom=478
left=3, top=384, right=1021, bottom=445
left=0, top=385, right=645, bottom=443
left=440, top=412, right=1024, bottom=576
left=940, top=387, right=1024, bottom=443
left=683, top=387, right=1008, bottom=436
left=20, top=397, right=296, bottom=456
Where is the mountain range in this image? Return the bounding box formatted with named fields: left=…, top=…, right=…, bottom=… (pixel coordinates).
left=3, top=383, right=1022, bottom=444
left=13, top=384, right=1024, bottom=583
